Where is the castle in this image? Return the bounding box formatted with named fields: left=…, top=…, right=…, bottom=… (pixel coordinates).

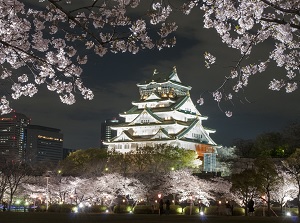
left=104, top=67, right=219, bottom=172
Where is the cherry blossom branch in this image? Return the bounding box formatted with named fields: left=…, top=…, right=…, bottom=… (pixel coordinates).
left=0, top=39, right=47, bottom=64
left=260, top=17, right=300, bottom=30
left=48, top=0, right=105, bottom=45
left=260, top=0, right=300, bottom=15
left=0, top=38, right=77, bottom=79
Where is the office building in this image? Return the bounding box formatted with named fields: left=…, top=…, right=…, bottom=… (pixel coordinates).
left=100, top=118, right=123, bottom=148
left=0, top=112, right=30, bottom=163
left=25, top=125, right=63, bottom=164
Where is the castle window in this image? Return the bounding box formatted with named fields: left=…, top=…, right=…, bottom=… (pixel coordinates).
left=192, top=133, right=201, bottom=139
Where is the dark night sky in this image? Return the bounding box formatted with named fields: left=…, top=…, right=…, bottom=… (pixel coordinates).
left=11, top=2, right=300, bottom=150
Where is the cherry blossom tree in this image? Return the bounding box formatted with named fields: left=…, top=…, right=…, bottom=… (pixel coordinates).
left=161, top=170, right=234, bottom=207
left=209, top=177, right=234, bottom=201
left=75, top=173, right=146, bottom=208
left=282, top=148, right=300, bottom=217
left=21, top=175, right=76, bottom=205
left=0, top=0, right=178, bottom=114
left=1, top=162, right=32, bottom=210
left=163, top=170, right=212, bottom=206
left=0, top=168, right=8, bottom=203
left=1, top=0, right=299, bottom=116
left=230, top=168, right=262, bottom=216
left=194, top=0, right=300, bottom=115
left=253, top=157, right=281, bottom=216
left=21, top=176, right=49, bottom=206
left=133, top=171, right=167, bottom=204
left=270, top=168, right=297, bottom=212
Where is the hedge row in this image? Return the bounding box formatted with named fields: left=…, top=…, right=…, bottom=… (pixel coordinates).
left=42, top=204, right=299, bottom=216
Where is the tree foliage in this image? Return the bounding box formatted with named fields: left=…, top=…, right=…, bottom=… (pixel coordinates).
left=0, top=161, right=32, bottom=210
left=59, top=145, right=199, bottom=177
left=59, top=148, right=109, bottom=177
left=254, top=157, right=281, bottom=216
left=230, top=168, right=261, bottom=216
left=254, top=132, right=286, bottom=157
left=233, top=122, right=300, bottom=158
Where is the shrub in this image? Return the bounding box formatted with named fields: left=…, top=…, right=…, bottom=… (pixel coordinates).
left=86, top=205, right=108, bottom=213
left=132, top=204, right=183, bottom=214
left=170, top=205, right=183, bottom=214
left=133, top=205, right=153, bottom=214
left=113, top=204, right=132, bottom=213
left=183, top=206, right=199, bottom=215
left=48, top=204, right=73, bottom=213
left=36, top=205, right=46, bottom=212
left=232, top=207, right=245, bottom=216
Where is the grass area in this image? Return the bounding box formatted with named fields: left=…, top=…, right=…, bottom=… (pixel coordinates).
left=0, top=212, right=298, bottom=223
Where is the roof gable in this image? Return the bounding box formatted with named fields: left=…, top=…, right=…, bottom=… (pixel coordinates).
left=169, top=67, right=181, bottom=83
left=173, top=96, right=201, bottom=116
left=111, top=131, right=133, bottom=142
left=151, top=128, right=172, bottom=140
left=128, top=107, right=163, bottom=125
left=176, top=119, right=217, bottom=145
left=146, top=92, right=161, bottom=101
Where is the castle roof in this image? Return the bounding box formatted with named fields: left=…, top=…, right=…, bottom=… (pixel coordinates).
left=137, top=67, right=192, bottom=90
left=104, top=67, right=218, bottom=153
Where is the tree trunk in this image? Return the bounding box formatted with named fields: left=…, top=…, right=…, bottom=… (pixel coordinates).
left=8, top=193, right=13, bottom=211
left=267, top=192, right=271, bottom=216
left=298, top=193, right=300, bottom=217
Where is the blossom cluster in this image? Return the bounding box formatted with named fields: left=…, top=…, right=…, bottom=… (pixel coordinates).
left=1, top=0, right=299, bottom=117
left=199, top=0, right=299, bottom=114
left=0, top=0, right=178, bottom=114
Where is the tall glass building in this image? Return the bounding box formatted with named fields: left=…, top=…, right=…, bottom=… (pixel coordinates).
left=25, top=125, right=63, bottom=164
left=0, top=112, right=30, bottom=163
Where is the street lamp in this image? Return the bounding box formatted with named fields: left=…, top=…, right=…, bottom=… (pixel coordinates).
left=189, top=196, right=194, bottom=215
left=70, top=194, right=74, bottom=205
left=158, top=193, right=162, bottom=215
left=45, top=173, right=50, bottom=211
left=262, top=195, right=266, bottom=217
left=32, top=194, right=37, bottom=211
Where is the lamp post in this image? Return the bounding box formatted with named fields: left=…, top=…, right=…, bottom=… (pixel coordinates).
left=158, top=193, right=162, bottom=215
left=189, top=196, right=194, bottom=215
left=262, top=195, right=266, bottom=217
left=70, top=194, right=74, bottom=205
left=45, top=174, right=50, bottom=211
left=32, top=194, right=37, bottom=211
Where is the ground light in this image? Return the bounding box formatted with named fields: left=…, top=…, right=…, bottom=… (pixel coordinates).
left=15, top=200, right=21, bottom=205
left=286, top=211, right=291, bottom=216
left=199, top=210, right=207, bottom=221
left=72, top=207, right=78, bottom=213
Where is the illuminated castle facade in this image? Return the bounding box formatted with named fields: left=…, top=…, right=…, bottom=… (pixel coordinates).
left=104, top=67, right=218, bottom=172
